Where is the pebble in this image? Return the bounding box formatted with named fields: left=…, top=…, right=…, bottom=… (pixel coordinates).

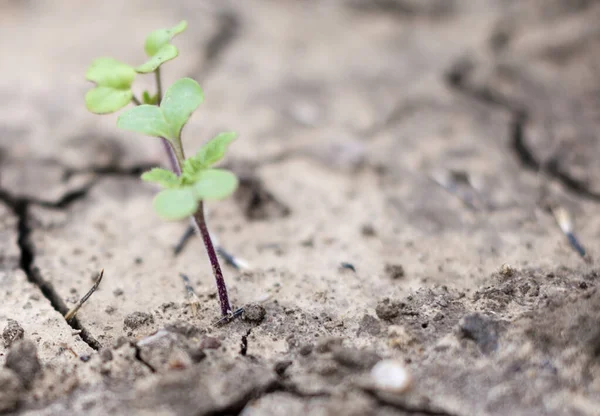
left=2, top=319, right=24, bottom=348
left=242, top=304, right=266, bottom=324
left=370, top=360, right=412, bottom=393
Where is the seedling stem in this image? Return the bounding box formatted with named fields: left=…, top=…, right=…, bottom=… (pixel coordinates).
left=153, top=67, right=232, bottom=316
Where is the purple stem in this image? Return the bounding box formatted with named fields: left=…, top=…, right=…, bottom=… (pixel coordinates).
left=161, top=138, right=181, bottom=175
left=193, top=201, right=231, bottom=316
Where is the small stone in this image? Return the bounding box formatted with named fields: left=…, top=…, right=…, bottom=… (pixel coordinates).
left=242, top=304, right=266, bottom=324
left=123, top=312, right=154, bottom=330
left=371, top=360, right=412, bottom=393
left=499, top=263, right=515, bottom=278
left=2, top=319, right=24, bottom=348
left=299, top=344, right=313, bottom=356
left=0, top=369, right=23, bottom=413
left=5, top=340, right=41, bottom=388
left=384, top=264, right=405, bottom=280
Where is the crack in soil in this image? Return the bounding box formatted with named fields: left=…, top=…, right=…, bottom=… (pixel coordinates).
left=364, top=389, right=461, bottom=416
left=445, top=60, right=600, bottom=202
left=206, top=378, right=332, bottom=416
left=0, top=187, right=102, bottom=351
left=62, top=163, right=155, bottom=182
left=132, top=341, right=157, bottom=373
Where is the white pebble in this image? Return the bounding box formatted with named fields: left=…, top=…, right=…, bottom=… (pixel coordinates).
left=371, top=359, right=412, bottom=393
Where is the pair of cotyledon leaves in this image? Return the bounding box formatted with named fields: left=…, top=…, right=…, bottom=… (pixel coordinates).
left=118, top=78, right=238, bottom=221
left=85, top=21, right=187, bottom=114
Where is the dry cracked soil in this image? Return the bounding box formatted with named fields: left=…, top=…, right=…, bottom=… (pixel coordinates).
left=1, top=1, right=600, bottom=415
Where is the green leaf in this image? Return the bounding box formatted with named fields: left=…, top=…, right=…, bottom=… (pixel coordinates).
left=85, top=58, right=136, bottom=114
left=135, top=44, right=178, bottom=73
left=142, top=90, right=159, bottom=105
left=161, top=78, right=204, bottom=139
left=181, top=132, right=237, bottom=183
left=192, top=169, right=238, bottom=201
left=117, top=105, right=173, bottom=140
left=117, top=78, right=203, bottom=141
left=194, top=132, right=237, bottom=168
left=144, top=20, right=187, bottom=56
left=85, top=87, right=133, bottom=115
left=86, top=58, right=136, bottom=89
left=141, top=168, right=180, bottom=188
left=137, top=21, right=187, bottom=73
left=153, top=187, right=198, bottom=220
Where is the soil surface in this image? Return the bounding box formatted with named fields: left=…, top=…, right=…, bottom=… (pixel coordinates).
left=1, top=1, right=600, bottom=415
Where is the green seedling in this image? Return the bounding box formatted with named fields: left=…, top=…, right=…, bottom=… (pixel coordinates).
left=85, top=21, right=237, bottom=316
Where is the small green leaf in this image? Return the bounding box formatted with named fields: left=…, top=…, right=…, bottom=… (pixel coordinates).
left=194, top=132, right=237, bottom=168
left=153, top=187, right=198, bottom=220
left=117, top=105, right=173, bottom=140
left=161, top=78, right=204, bottom=139
left=192, top=169, right=238, bottom=201
left=135, top=44, right=178, bottom=73
left=144, top=21, right=187, bottom=56
left=141, top=168, right=180, bottom=188
left=85, top=58, right=136, bottom=114
left=117, top=78, right=203, bottom=141
left=137, top=21, right=187, bottom=73
left=181, top=132, right=237, bottom=183
left=85, top=87, right=133, bottom=115
left=86, top=58, right=136, bottom=89
left=142, top=90, right=159, bottom=105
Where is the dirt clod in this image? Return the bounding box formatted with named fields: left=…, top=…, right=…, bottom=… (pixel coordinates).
left=360, top=223, right=377, bottom=237
left=199, top=336, right=221, bottom=350
left=242, top=304, right=267, bottom=323
left=375, top=298, right=401, bottom=320
left=0, top=369, right=24, bottom=413
left=165, top=321, right=203, bottom=338
left=332, top=347, right=381, bottom=370
left=499, top=263, right=516, bottom=278
left=458, top=313, right=501, bottom=354
left=99, top=348, right=113, bottom=362
left=357, top=315, right=381, bottom=336
left=2, top=319, right=24, bottom=348
left=274, top=360, right=293, bottom=376
left=123, top=312, right=154, bottom=330
left=4, top=340, right=41, bottom=389
left=299, top=344, right=313, bottom=356
left=315, top=337, right=344, bottom=353
left=384, top=264, right=405, bottom=280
